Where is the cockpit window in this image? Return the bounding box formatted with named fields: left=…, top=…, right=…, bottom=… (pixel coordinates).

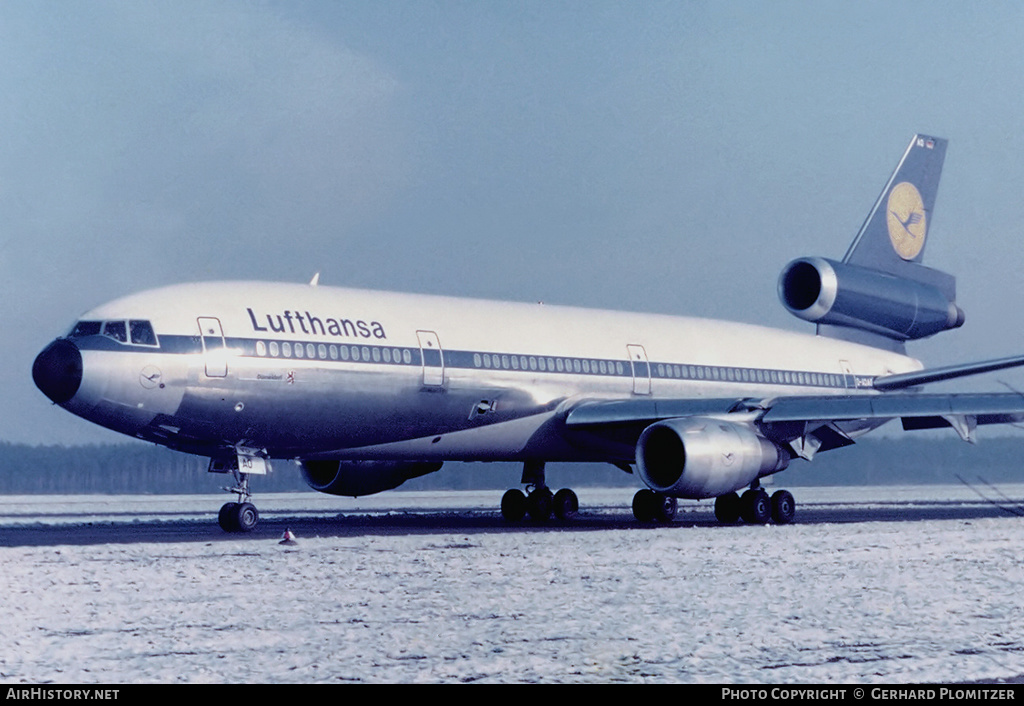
left=68, top=319, right=159, bottom=346
left=102, top=320, right=127, bottom=343
left=69, top=320, right=102, bottom=337
left=130, top=320, right=157, bottom=346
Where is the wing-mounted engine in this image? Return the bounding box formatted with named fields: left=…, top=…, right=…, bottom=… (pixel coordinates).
left=778, top=257, right=964, bottom=343
left=300, top=459, right=443, bottom=497
left=635, top=417, right=790, bottom=499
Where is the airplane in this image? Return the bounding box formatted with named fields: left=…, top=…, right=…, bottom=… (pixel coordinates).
left=32, top=134, right=1024, bottom=533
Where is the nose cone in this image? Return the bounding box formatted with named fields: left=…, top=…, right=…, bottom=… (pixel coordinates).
left=33, top=339, right=83, bottom=404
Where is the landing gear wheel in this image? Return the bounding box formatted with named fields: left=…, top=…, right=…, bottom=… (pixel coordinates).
left=527, top=487, right=554, bottom=521
left=633, top=489, right=676, bottom=523
left=218, top=502, right=239, bottom=532
left=215, top=459, right=264, bottom=533
left=501, top=488, right=527, bottom=521
left=653, top=494, right=677, bottom=523
left=632, top=489, right=657, bottom=522
left=770, top=490, right=796, bottom=525
left=235, top=502, right=259, bottom=533
left=553, top=488, right=579, bottom=521
left=741, top=489, right=771, bottom=524
left=714, top=492, right=741, bottom=524
left=219, top=501, right=259, bottom=533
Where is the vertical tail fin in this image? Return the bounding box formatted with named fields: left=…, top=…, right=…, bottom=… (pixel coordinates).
left=843, top=134, right=948, bottom=276
left=778, top=134, right=963, bottom=352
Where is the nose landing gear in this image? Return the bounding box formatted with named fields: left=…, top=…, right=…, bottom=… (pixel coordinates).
left=209, top=451, right=269, bottom=533
left=217, top=467, right=260, bottom=533
left=218, top=498, right=259, bottom=533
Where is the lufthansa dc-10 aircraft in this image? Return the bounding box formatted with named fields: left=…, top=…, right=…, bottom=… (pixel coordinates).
left=32, top=134, right=1024, bottom=532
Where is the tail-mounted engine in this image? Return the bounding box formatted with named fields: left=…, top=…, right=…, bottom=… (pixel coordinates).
left=778, top=257, right=964, bottom=342
left=300, top=459, right=443, bottom=497
left=635, top=418, right=790, bottom=499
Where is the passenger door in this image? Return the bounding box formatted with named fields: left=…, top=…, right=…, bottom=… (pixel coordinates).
left=198, top=317, right=228, bottom=378
left=627, top=344, right=651, bottom=395
left=417, top=330, right=445, bottom=387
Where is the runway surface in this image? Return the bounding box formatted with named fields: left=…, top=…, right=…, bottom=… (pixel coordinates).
left=2, top=485, right=1023, bottom=683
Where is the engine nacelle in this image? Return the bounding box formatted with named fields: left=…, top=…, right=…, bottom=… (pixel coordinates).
left=300, top=459, right=443, bottom=497
left=635, top=418, right=789, bottom=499
left=778, top=257, right=964, bottom=341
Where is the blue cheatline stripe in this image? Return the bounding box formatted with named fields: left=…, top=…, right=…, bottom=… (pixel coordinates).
left=70, top=331, right=856, bottom=389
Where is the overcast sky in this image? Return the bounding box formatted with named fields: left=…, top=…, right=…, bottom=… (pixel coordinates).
left=6, top=1, right=1024, bottom=445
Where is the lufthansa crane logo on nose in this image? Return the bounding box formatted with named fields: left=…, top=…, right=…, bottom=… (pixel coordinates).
left=886, top=181, right=927, bottom=260
left=139, top=365, right=162, bottom=389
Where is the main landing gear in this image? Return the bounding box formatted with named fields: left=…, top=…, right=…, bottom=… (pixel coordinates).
left=501, top=461, right=580, bottom=522
left=497, top=463, right=797, bottom=527
left=632, top=488, right=677, bottom=522
left=631, top=484, right=796, bottom=525
left=712, top=486, right=795, bottom=525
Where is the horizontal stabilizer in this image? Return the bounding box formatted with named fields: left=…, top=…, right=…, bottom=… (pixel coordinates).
left=872, top=354, right=1024, bottom=391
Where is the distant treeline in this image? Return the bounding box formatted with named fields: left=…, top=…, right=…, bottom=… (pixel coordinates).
left=1, top=434, right=1024, bottom=495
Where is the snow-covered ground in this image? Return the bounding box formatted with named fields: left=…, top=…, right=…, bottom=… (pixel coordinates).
left=1, top=486, right=1023, bottom=684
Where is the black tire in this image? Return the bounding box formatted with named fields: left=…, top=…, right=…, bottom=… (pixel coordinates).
left=235, top=502, right=259, bottom=533
left=218, top=502, right=239, bottom=532
left=714, top=492, right=741, bottom=524
left=632, top=489, right=657, bottom=522
left=527, top=487, right=554, bottom=521
left=770, top=490, right=796, bottom=525
left=740, top=489, right=771, bottom=524
left=553, top=488, right=579, bottom=521
left=501, top=489, right=527, bottom=521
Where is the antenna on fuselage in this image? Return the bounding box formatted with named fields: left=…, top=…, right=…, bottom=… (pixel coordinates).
left=309, top=272, right=320, bottom=287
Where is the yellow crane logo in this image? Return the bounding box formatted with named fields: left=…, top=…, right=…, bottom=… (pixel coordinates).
left=886, top=181, right=927, bottom=260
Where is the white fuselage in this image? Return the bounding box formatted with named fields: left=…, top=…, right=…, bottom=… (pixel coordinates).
left=43, top=281, right=921, bottom=462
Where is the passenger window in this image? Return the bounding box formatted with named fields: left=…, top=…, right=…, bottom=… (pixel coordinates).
left=129, top=320, right=157, bottom=346
left=102, top=321, right=127, bottom=343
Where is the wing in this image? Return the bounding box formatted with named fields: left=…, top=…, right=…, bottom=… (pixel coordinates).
left=564, top=391, right=1024, bottom=461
